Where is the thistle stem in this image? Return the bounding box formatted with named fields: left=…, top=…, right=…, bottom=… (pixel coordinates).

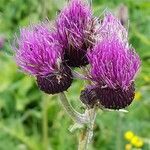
left=78, top=108, right=97, bottom=150
left=116, top=113, right=123, bottom=150
left=59, top=92, right=90, bottom=124
left=42, top=94, right=49, bottom=150
left=88, top=0, right=92, bottom=7
left=41, top=0, right=48, bottom=19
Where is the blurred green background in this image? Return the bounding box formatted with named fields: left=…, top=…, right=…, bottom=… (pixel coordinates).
left=0, top=0, right=150, bottom=150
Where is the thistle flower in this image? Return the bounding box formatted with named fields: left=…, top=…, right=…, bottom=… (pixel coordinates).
left=80, top=13, right=141, bottom=109
left=14, top=23, right=73, bottom=94
left=56, top=0, right=98, bottom=67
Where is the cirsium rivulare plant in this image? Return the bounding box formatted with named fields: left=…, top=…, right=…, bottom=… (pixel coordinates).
left=12, top=0, right=141, bottom=149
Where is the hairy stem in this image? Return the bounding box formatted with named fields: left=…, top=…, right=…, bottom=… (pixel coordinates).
left=88, top=0, right=92, bottom=7
left=116, top=113, right=123, bottom=150
left=59, top=92, right=90, bottom=124
left=78, top=108, right=97, bottom=150
left=42, top=94, right=49, bottom=150
left=41, top=0, right=48, bottom=19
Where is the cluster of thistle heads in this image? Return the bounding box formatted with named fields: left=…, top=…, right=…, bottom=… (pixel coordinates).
left=13, top=0, right=141, bottom=110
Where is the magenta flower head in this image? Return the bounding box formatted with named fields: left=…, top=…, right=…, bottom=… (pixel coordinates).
left=13, top=23, right=73, bottom=94
left=56, top=0, right=98, bottom=67
left=80, top=13, right=141, bottom=109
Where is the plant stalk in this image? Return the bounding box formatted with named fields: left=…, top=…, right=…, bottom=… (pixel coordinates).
left=88, top=0, right=92, bottom=7
left=41, top=0, right=47, bottom=19
left=78, top=108, right=97, bottom=150
left=116, top=113, right=123, bottom=150
left=42, top=94, right=49, bottom=150
left=59, top=92, right=90, bottom=124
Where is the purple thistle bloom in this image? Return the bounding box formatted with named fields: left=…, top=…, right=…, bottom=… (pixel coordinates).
left=88, top=39, right=140, bottom=90
left=14, top=24, right=61, bottom=76
left=14, top=23, right=73, bottom=94
left=56, top=0, right=97, bottom=67
left=80, top=13, right=141, bottom=109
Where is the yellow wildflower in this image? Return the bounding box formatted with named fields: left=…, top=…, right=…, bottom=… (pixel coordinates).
left=125, top=144, right=132, bottom=150
left=136, top=140, right=144, bottom=148
left=124, top=131, right=134, bottom=141
left=134, top=91, right=142, bottom=101
left=131, top=136, right=144, bottom=148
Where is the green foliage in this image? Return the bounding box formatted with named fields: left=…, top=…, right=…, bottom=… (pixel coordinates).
left=0, top=0, right=150, bottom=150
